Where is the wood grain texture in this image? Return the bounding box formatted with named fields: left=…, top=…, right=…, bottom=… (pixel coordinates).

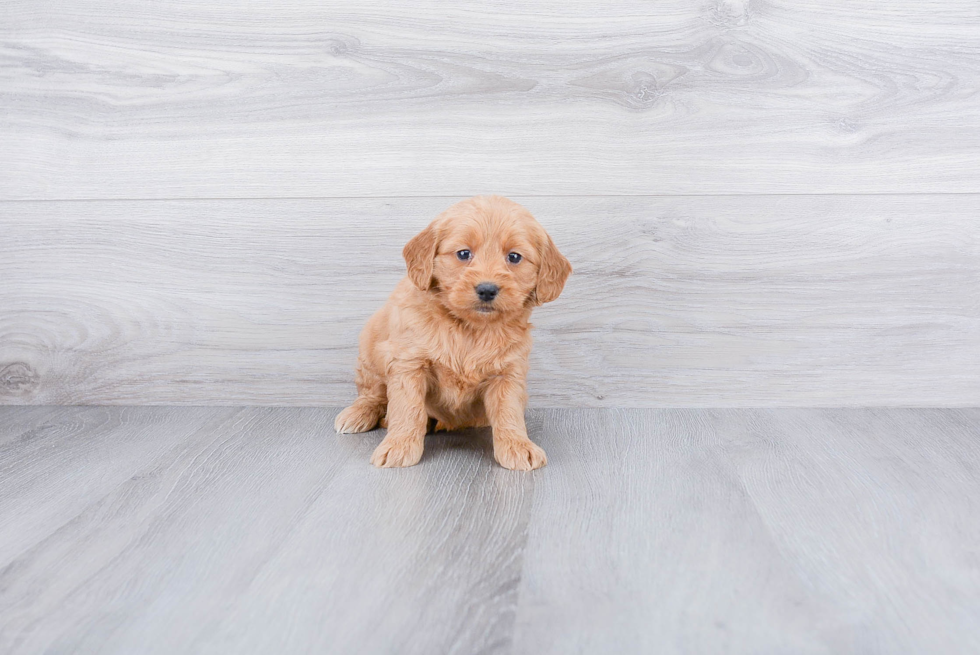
left=2, top=407, right=979, bottom=653
left=2, top=0, right=979, bottom=199
left=716, top=408, right=980, bottom=654
left=512, top=408, right=980, bottom=654
left=513, top=409, right=842, bottom=654
left=2, top=196, right=978, bottom=407
left=0, top=406, right=530, bottom=655
left=194, top=425, right=531, bottom=655
left=0, top=406, right=239, bottom=565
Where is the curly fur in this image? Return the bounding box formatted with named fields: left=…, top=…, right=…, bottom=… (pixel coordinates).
left=335, top=195, right=572, bottom=470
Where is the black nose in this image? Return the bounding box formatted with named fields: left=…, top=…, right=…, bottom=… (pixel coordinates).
left=475, top=283, right=499, bottom=302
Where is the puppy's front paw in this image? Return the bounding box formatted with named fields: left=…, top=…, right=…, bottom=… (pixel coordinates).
left=371, top=436, right=424, bottom=468
left=494, top=439, right=547, bottom=471
left=335, top=404, right=381, bottom=434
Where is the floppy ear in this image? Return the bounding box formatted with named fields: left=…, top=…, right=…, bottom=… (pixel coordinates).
left=533, top=232, right=572, bottom=305
left=403, top=223, right=439, bottom=290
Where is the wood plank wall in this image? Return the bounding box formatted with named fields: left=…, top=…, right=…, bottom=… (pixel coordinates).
left=2, top=0, right=978, bottom=406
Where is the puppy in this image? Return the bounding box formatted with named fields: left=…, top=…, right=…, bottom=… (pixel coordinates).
left=334, top=195, right=571, bottom=470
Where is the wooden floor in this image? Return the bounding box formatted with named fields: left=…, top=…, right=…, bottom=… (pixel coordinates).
left=2, top=406, right=979, bottom=654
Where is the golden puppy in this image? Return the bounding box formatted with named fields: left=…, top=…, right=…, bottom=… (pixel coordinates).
left=335, top=196, right=571, bottom=470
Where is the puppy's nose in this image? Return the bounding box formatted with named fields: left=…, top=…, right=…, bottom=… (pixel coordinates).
left=475, top=283, right=499, bottom=302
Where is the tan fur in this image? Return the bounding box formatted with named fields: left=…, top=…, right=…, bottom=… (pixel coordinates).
left=335, top=196, right=572, bottom=470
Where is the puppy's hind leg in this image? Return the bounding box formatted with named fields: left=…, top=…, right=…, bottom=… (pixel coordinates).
left=335, top=366, right=386, bottom=434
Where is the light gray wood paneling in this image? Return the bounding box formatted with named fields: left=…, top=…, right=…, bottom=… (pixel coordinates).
left=0, top=406, right=530, bottom=655
left=717, top=408, right=980, bottom=654
left=512, top=408, right=980, bottom=654
left=2, top=407, right=980, bottom=653
left=513, top=409, right=838, bottom=654
left=2, top=195, right=977, bottom=406
left=194, top=424, right=531, bottom=655
left=0, top=406, right=239, bottom=564
left=2, top=0, right=979, bottom=199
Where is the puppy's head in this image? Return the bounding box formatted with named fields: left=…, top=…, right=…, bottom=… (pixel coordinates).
left=403, top=196, right=572, bottom=321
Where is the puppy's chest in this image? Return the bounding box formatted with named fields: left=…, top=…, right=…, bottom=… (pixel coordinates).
left=425, top=337, right=515, bottom=402
left=428, top=360, right=491, bottom=398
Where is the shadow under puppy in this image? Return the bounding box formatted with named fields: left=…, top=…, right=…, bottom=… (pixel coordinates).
left=335, top=195, right=572, bottom=470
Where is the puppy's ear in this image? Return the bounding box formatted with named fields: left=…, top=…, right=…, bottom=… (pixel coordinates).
left=403, top=223, right=439, bottom=290
left=533, top=232, right=572, bottom=305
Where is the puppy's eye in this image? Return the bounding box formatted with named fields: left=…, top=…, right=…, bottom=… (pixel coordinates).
left=456, top=250, right=471, bottom=261
left=507, top=252, right=522, bottom=264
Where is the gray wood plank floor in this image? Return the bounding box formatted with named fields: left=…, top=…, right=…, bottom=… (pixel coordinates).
left=2, top=406, right=979, bottom=654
